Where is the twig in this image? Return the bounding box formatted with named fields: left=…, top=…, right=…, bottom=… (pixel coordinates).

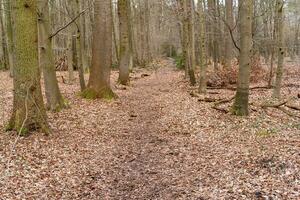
left=49, top=7, right=89, bottom=39
left=1, top=86, right=30, bottom=180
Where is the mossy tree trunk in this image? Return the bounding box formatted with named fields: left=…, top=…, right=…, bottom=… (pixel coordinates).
left=37, top=0, right=66, bottom=112
left=7, top=0, right=50, bottom=135
left=232, top=0, right=253, bottom=116
left=198, top=0, right=207, bottom=94
left=82, top=0, right=116, bottom=100
left=272, top=0, right=285, bottom=99
left=118, top=0, right=132, bottom=85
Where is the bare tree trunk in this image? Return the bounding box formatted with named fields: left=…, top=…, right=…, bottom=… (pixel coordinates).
left=38, top=0, right=66, bottom=111
left=118, top=0, right=132, bottom=85
left=232, top=0, right=253, bottom=116
left=198, top=0, right=207, bottom=94
left=145, top=0, right=151, bottom=63
left=82, top=0, right=116, bottom=99
left=224, top=0, right=233, bottom=68
left=0, top=0, right=7, bottom=70
left=186, top=0, right=196, bottom=85
left=273, top=0, right=285, bottom=99
left=67, top=30, right=74, bottom=84
left=207, top=0, right=218, bottom=71
left=74, top=0, right=86, bottom=91
left=8, top=0, right=50, bottom=135
left=2, top=0, right=15, bottom=76
left=112, top=3, right=120, bottom=65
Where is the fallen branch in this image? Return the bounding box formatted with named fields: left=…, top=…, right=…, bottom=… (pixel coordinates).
left=285, top=103, right=300, bottom=111
left=207, top=86, right=272, bottom=91
left=189, top=92, right=223, bottom=102
left=278, top=107, right=300, bottom=119
left=261, top=101, right=287, bottom=109
left=212, top=96, right=235, bottom=113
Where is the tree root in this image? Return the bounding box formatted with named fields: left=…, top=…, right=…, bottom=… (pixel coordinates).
left=253, top=100, right=300, bottom=119
left=190, top=90, right=300, bottom=118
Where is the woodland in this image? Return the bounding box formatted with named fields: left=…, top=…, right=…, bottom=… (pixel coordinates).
left=0, top=0, right=299, bottom=199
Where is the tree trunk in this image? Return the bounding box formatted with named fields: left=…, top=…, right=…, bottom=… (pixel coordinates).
left=0, top=0, right=6, bottom=70
left=38, top=0, right=66, bottom=111
left=145, top=0, right=151, bottom=63
left=79, top=0, right=88, bottom=71
left=224, top=0, right=233, bottom=68
left=186, top=0, right=196, bottom=85
left=207, top=0, right=218, bottom=70
left=82, top=0, right=116, bottom=99
left=272, top=0, right=285, bottom=99
left=198, top=0, right=207, bottom=94
left=67, top=30, right=74, bottom=84
left=7, top=0, right=50, bottom=135
left=74, top=0, right=86, bottom=91
left=231, top=0, right=253, bottom=116
left=118, top=0, right=132, bottom=85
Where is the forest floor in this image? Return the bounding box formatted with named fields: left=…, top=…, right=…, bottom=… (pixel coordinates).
left=0, top=58, right=299, bottom=200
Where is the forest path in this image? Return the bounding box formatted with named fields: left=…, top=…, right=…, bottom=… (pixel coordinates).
left=86, top=62, right=192, bottom=199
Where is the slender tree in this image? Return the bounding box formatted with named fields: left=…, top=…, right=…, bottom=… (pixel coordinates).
left=67, top=29, right=74, bottom=84
left=118, top=0, right=132, bottom=85
left=231, top=0, right=253, bottom=116
left=224, top=0, right=234, bottom=68
left=82, top=0, right=116, bottom=99
left=273, top=0, right=285, bottom=99
left=38, top=0, right=66, bottom=111
left=74, top=0, right=86, bottom=91
left=7, top=0, right=50, bottom=135
left=207, top=0, right=219, bottom=70
left=3, top=0, right=15, bottom=76
left=198, top=0, right=207, bottom=94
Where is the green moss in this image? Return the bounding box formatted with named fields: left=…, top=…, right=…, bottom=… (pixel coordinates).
left=18, top=127, right=29, bottom=136
left=81, top=88, right=99, bottom=100
left=256, top=128, right=277, bottom=137
left=81, top=88, right=118, bottom=100
left=100, top=88, right=118, bottom=100
left=4, top=121, right=14, bottom=132
left=291, top=123, right=300, bottom=130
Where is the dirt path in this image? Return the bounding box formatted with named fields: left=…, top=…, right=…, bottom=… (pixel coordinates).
left=0, top=61, right=299, bottom=199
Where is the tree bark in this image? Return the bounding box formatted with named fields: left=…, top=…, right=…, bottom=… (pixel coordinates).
left=207, top=0, right=219, bottom=70
left=38, top=0, right=66, bottom=111
left=67, top=29, right=74, bottom=84
left=118, top=0, right=132, bottom=85
left=3, top=0, right=15, bottom=76
left=186, top=0, right=196, bottom=85
left=232, top=0, right=253, bottom=116
left=82, top=0, right=116, bottom=99
left=224, top=0, right=234, bottom=68
left=7, top=0, right=50, bottom=135
left=273, top=0, right=285, bottom=99
left=74, top=0, right=86, bottom=91
left=198, top=0, right=207, bottom=94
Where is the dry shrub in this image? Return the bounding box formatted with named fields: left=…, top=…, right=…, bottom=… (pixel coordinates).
left=207, top=56, right=267, bottom=87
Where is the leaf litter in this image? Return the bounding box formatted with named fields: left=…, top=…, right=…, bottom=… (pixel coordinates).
left=0, top=58, right=299, bottom=199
